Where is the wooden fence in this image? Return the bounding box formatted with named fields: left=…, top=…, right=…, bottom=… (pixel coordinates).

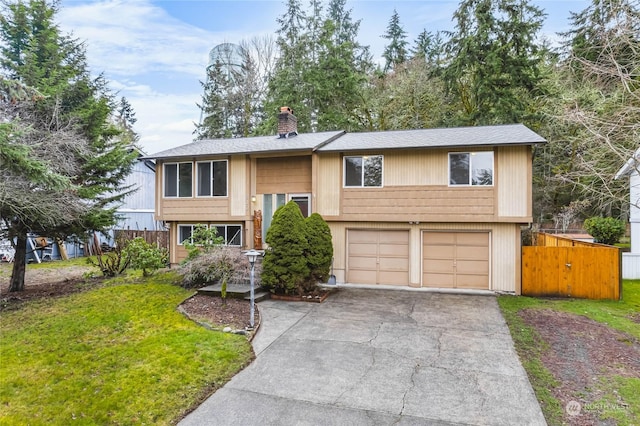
left=114, top=229, right=169, bottom=251
left=522, top=233, right=621, bottom=300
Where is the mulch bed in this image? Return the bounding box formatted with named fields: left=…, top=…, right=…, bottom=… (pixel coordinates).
left=179, top=294, right=259, bottom=332
left=520, top=309, right=640, bottom=425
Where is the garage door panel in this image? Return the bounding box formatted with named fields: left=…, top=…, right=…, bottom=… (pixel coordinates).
left=456, top=274, right=489, bottom=288
left=456, top=260, right=489, bottom=274
left=349, top=256, right=378, bottom=269
left=348, top=270, right=377, bottom=285
left=422, top=231, right=490, bottom=290
left=379, top=257, right=409, bottom=271
left=349, top=243, right=378, bottom=257
left=379, top=244, right=408, bottom=257
left=423, top=245, right=455, bottom=259
left=423, top=232, right=456, bottom=245
left=456, top=246, right=489, bottom=261
left=456, top=233, right=489, bottom=246
left=423, top=259, right=453, bottom=274
left=347, top=230, right=409, bottom=286
left=423, top=273, right=455, bottom=287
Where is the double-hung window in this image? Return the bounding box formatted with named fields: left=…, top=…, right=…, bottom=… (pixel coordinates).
left=449, top=152, right=494, bottom=186
left=197, top=160, right=228, bottom=197
left=344, top=155, right=383, bottom=187
left=164, top=163, right=193, bottom=197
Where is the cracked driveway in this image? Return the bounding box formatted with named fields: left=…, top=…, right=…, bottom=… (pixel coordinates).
left=180, top=289, right=546, bottom=425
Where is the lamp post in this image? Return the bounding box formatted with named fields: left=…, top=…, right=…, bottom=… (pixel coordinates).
left=244, top=249, right=261, bottom=329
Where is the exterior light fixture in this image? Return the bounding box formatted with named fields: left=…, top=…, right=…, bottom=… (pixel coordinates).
left=244, top=249, right=262, bottom=328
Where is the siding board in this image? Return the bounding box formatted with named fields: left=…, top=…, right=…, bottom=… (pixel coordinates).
left=256, top=156, right=311, bottom=194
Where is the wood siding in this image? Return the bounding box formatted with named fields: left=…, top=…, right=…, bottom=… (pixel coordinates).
left=316, top=153, right=341, bottom=216
left=230, top=155, right=248, bottom=216
left=497, top=146, right=530, bottom=218
left=256, top=156, right=311, bottom=194
left=384, top=149, right=447, bottom=186
left=341, top=186, right=495, bottom=222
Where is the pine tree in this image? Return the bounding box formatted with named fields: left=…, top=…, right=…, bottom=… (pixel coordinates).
left=443, top=0, right=547, bottom=125
left=194, top=60, right=233, bottom=139
left=0, top=0, right=137, bottom=291
left=381, top=9, right=408, bottom=73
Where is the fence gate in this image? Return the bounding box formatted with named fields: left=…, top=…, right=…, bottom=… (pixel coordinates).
left=522, top=233, right=621, bottom=300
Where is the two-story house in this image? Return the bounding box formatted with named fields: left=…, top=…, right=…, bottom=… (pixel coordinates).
left=147, top=110, right=545, bottom=294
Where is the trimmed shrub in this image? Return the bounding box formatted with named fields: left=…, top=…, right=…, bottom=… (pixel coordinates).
left=261, top=201, right=309, bottom=295
left=304, top=213, right=333, bottom=285
left=178, top=246, right=261, bottom=289
left=123, top=237, right=168, bottom=277
left=583, top=217, right=626, bottom=245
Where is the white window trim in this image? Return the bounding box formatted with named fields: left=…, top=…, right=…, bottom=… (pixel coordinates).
left=211, top=224, right=243, bottom=247
left=195, top=159, right=229, bottom=198
left=163, top=162, right=194, bottom=198
left=177, top=224, right=243, bottom=247
left=177, top=224, right=197, bottom=245
left=447, top=151, right=494, bottom=187
left=289, top=193, right=312, bottom=217
left=343, top=155, right=384, bottom=188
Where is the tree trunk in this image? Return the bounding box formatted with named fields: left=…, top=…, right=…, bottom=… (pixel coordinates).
left=9, top=232, right=28, bottom=292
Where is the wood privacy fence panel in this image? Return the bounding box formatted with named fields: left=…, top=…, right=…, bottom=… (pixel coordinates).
left=522, top=233, right=621, bottom=300
left=114, top=229, right=169, bottom=251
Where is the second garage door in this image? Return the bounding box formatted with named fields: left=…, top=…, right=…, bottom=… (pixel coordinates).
left=423, top=231, right=490, bottom=289
left=347, top=230, right=409, bottom=286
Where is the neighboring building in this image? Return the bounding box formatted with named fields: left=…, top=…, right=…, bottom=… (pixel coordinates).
left=104, top=150, right=165, bottom=245
left=615, top=148, right=640, bottom=279
left=147, top=110, right=545, bottom=294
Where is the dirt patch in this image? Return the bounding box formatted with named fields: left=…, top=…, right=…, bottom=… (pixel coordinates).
left=179, top=294, right=259, bottom=333
left=520, top=309, right=640, bottom=425
left=0, top=264, right=99, bottom=311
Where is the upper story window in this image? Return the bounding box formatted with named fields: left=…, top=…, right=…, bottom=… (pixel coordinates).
left=449, top=152, right=494, bottom=186
left=164, top=162, right=192, bottom=197
left=197, top=160, right=228, bottom=197
left=344, top=155, right=383, bottom=187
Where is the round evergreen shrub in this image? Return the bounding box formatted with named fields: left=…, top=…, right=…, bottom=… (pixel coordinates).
left=304, top=213, right=333, bottom=285
left=583, top=216, right=626, bottom=245
left=261, top=201, right=309, bottom=295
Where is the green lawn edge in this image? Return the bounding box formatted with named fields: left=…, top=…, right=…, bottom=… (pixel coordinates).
left=0, top=271, right=254, bottom=425
left=498, top=280, right=640, bottom=426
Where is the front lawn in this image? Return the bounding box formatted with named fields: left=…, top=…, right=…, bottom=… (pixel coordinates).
left=0, top=272, right=254, bottom=425
left=499, top=280, right=640, bottom=426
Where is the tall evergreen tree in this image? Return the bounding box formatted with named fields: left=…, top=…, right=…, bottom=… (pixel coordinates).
left=0, top=0, right=137, bottom=291
left=443, top=0, right=547, bottom=125
left=381, top=9, right=408, bottom=73
left=194, top=60, right=233, bottom=139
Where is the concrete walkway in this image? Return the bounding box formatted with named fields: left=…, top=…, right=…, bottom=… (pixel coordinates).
left=180, top=289, right=546, bottom=425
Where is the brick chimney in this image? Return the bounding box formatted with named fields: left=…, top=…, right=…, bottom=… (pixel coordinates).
left=278, top=106, right=297, bottom=138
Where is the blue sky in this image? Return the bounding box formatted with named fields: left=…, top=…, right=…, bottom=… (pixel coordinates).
left=57, top=0, right=589, bottom=154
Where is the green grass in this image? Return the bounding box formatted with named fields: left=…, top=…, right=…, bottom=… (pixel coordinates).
left=499, top=280, right=640, bottom=425
left=0, top=271, right=254, bottom=425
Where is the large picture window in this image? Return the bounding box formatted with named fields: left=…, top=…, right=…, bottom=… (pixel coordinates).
left=344, top=155, right=383, bottom=187
left=197, top=160, right=228, bottom=197
left=164, top=162, right=193, bottom=197
left=449, top=152, right=493, bottom=186
left=178, top=224, right=242, bottom=246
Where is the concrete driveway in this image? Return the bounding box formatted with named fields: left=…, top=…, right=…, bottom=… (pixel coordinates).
left=180, top=289, right=546, bottom=425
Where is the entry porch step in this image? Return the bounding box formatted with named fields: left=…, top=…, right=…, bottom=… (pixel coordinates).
left=197, top=283, right=271, bottom=302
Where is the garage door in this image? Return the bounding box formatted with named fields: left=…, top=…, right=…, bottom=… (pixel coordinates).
left=347, top=230, right=409, bottom=285
left=423, top=231, right=490, bottom=289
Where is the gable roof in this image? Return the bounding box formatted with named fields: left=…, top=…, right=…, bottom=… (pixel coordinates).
left=145, top=124, right=545, bottom=160
left=615, top=147, right=640, bottom=179
left=147, top=131, right=345, bottom=160
left=315, top=124, right=545, bottom=152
